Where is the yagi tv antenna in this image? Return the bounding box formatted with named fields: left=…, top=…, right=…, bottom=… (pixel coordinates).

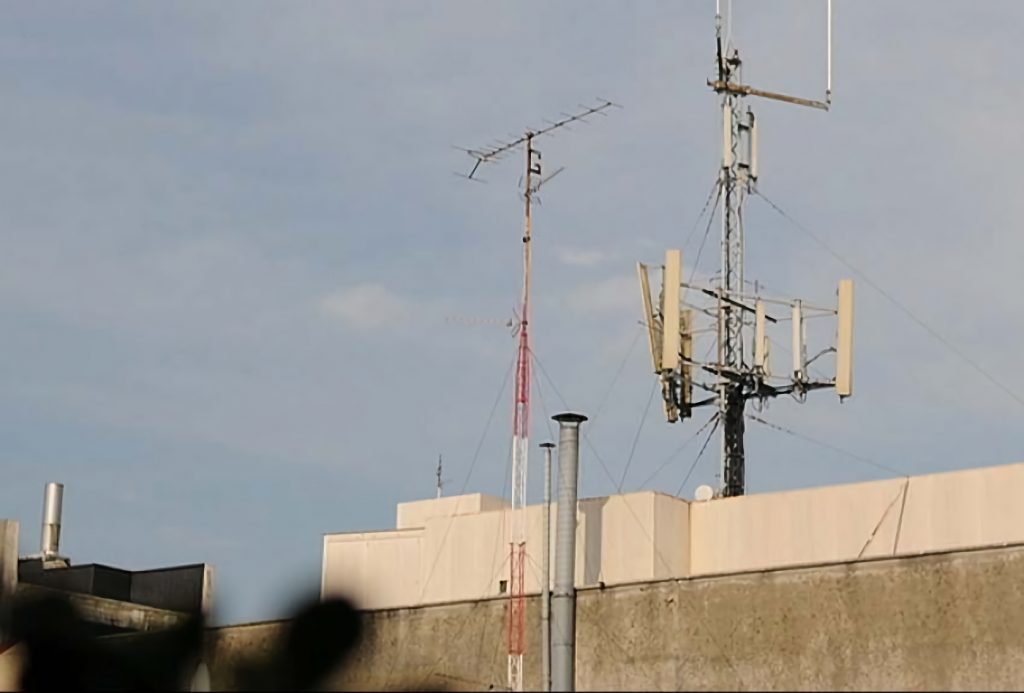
left=457, top=98, right=617, bottom=693
left=456, top=99, right=617, bottom=182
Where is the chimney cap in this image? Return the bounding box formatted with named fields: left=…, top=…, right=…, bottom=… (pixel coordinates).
left=552, top=412, right=588, bottom=424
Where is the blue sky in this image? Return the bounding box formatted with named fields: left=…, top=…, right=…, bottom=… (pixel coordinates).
left=1, top=2, right=1023, bottom=624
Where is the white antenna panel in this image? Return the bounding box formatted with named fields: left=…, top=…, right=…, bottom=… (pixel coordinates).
left=827, top=0, right=833, bottom=102
left=836, top=279, right=854, bottom=398
left=661, top=250, right=682, bottom=371
left=750, top=112, right=759, bottom=180
left=754, top=299, right=767, bottom=370
left=792, top=300, right=805, bottom=381
left=738, top=110, right=755, bottom=174
left=722, top=103, right=734, bottom=169
left=637, top=262, right=662, bottom=373
left=681, top=308, right=694, bottom=410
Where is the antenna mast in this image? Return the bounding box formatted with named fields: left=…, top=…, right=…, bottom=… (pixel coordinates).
left=637, top=1, right=847, bottom=499
left=460, top=99, right=616, bottom=692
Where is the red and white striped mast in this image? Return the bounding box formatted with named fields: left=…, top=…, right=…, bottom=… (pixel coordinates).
left=459, top=100, right=616, bottom=692
left=507, top=133, right=536, bottom=691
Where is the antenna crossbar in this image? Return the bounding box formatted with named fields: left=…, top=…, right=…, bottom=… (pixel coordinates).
left=461, top=100, right=617, bottom=179
left=708, top=80, right=830, bottom=111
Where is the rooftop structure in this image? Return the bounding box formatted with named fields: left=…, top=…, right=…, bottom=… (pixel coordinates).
left=322, top=461, right=1024, bottom=611
left=1, top=483, right=214, bottom=636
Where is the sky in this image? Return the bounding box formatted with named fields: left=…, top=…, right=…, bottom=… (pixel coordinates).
left=1, top=1, right=1023, bottom=625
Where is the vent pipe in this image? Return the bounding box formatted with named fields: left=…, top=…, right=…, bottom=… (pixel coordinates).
left=551, top=412, right=587, bottom=692
left=40, top=482, right=64, bottom=560
left=540, top=441, right=555, bottom=693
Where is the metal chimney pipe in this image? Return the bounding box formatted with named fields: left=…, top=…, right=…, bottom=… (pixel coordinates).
left=551, top=412, right=587, bottom=693
left=40, top=482, right=64, bottom=559
left=540, top=442, right=555, bottom=693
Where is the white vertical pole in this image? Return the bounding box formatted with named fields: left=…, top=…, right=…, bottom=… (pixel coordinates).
left=827, top=0, right=833, bottom=102
left=792, top=300, right=804, bottom=381
left=754, top=300, right=767, bottom=370
left=541, top=442, right=554, bottom=692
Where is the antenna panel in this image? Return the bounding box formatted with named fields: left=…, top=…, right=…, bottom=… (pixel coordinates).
left=754, top=299, right=767, bottom=370
left=738, top=110, right=755, bottom=175
left=681, top=308, right=694, bottom=415
left=722, top=103, right=734, bottom=168
left=792, top=300, right=805, bottom=381
left=750, top=112, right=759, bottom=180
left=637, top=262, right=662, bottom=373
left=836, top=279, right=854, bottom=398
left=661, top=250, right=682, bottom=371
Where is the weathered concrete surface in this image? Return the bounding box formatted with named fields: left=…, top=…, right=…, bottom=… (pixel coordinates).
left=16, top=584, right=192, bottom=632
left=0, top=521, right=17, bottom=604
left=0, top=644, right=24, bottom=692
left=203, top=545, right=1024, bottom=690
left=576, top=546, right=1024, bottom=691
left=205, top=597, right=525, bottom=691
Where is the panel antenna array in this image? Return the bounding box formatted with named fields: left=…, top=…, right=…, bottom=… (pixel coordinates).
left=637, top=1, right=851, bottom=498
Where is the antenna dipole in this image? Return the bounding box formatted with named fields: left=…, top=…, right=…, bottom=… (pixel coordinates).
left=460, top=99, right=616, bottom=693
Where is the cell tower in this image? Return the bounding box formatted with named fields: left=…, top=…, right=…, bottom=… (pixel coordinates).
left=637, top=0, right=852, bottom=498
left=460, top=99, right=616, bottom=692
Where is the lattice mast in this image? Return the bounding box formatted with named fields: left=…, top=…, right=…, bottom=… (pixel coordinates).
left=459, top=100, right=616, bottom=691
left=508, top=134, right=534, bottom=693
left=638, top=1, right=849, bottom=499
left=713, top=0, right=834, bottom=497
left=715, top=2, right=758, bottom=497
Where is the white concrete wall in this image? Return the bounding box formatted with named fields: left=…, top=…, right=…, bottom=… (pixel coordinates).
left=322, top=462, right=1024, bottom=610
left=323, top=491, right=684, bottom=609
left=321, top=529, right=423, bottom=610
left=688, top=476, right=909, bottom=575
left=689, top=462, right=1024, bottom=576
left=895, top=463, right=1024, bottom=554
left=652, top=492, right=690, bottom=579
left=396, top=493, right=508, bottom=530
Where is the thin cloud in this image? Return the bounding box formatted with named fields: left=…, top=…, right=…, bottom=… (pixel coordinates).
left=556, top=247, right=615, bottom=267
left=565, top=274, right=637, bottom=317
left=319, top=283, right=414, bottom=332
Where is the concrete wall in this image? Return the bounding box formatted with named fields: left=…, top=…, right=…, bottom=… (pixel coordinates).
left=323, top=492, right=688, bottom=610
left=1, top=520, right=20, bottom=691
left=324, top=462, right=1024, bottom=610
left=689, top=462, right=1024, bottom=576
left=323, top=529, right=425, bottom=610
left=15, top=584, right=192, bottom=632
left=210, top=543, right=1024, bottom=691
left=0, top=521, right=17, bottom=603
left=575, top=544, right=1024, bottom=691
left=396, top=494, right=508, bottom=531
left=688, top=476, right=910, bottom=574
left=0, top=645, right=23, bottom=692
